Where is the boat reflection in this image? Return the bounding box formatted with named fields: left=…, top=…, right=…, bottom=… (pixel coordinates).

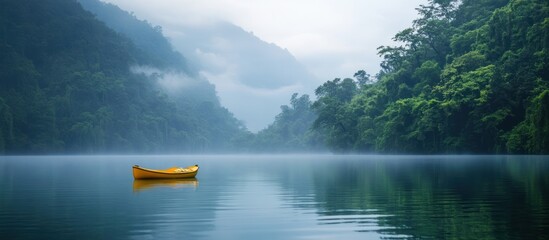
left=132, top=178, right=199, bottom=192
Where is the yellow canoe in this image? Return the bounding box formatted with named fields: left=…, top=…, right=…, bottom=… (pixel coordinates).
left=132, top=164, right=199, bottom=179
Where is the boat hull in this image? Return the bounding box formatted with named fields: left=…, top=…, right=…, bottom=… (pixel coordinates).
left=132, top=165, right=199, bottom=179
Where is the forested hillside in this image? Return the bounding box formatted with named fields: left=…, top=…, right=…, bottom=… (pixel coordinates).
left=257, top=0, right=548, bottom=154
left=77, top=0, right=191, bottom=73
left=0, top=0, right=245, bottom=154
left=310, top=0, right=549, bottom=153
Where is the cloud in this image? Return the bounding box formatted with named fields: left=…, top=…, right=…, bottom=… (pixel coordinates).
left=103, top=0, right=427, bottom=79
left=130, top=65, right=198, bottom=93
left=194, top=48, right=233, bottom=74
left=200, top=68, right=306, bottom=132
left=151, top=21, right=318, bottom=131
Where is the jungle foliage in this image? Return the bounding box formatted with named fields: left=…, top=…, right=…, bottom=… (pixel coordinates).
left=306, top=0, right=549, bottom=153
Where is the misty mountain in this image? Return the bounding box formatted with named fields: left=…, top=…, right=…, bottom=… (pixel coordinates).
left=162, top=21, right=320, bottom=132
left=77, top=0, right=219, bottom=105
left=171, top=21, right=316, bottom=89
left=0, top=0, right=246, bottom=153
left=79, top=0, right=319, bottom=132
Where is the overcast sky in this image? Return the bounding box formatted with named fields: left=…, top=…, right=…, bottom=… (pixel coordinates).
left=102, top=0, right=426, bottom=80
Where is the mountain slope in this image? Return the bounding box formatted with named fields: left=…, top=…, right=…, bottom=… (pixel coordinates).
left=0, top=0, right=245, bottom=153
left=77, top=0, right=190, bottom=73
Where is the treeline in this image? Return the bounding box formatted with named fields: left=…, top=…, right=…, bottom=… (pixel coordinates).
left=0, top=0, right=245, bottom=154
left=258, top=0, right=549, bottom=154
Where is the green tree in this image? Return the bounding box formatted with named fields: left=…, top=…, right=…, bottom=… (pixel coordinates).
left=250, top=93, right=324, bottom=152
left=312, top=78, right=360, bottom=151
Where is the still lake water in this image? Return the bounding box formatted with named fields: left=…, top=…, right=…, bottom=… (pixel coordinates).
left=1, top=155, right=548, bottom=239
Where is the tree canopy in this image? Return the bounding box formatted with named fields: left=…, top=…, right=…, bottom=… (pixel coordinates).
left=308, top=0, right=549, bottom=153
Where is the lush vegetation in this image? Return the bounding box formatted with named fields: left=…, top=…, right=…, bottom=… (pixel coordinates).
left=0, top=0, right=245, bottom=154
left=281, top=0, right=548, bottom=154
left=1, top=0, right=548, bottom=154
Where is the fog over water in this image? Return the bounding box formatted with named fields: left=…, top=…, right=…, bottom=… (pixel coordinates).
left=2, top=155, right=548, bottom=239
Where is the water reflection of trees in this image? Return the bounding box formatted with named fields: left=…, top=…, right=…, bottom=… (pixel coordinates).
left=289, top=156, right=549, bottom=239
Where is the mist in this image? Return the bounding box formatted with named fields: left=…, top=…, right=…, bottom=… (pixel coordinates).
left=100, top=0, right=427, bottom=132
left=131, top=66, right=192, bottom=91
left=166, top=21, right=318, bottom=131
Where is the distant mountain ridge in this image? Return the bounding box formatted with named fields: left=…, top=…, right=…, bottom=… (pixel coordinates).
left=172, top=21, right=316, bottom=90
left=167, top=21, right=320, bottom=131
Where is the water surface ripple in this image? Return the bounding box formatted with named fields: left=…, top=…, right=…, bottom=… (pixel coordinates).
left=1, top=155, right=548, bottom=239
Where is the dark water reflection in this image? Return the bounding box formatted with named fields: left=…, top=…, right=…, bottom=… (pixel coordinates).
left=1, top=155, right=548, bottom=239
